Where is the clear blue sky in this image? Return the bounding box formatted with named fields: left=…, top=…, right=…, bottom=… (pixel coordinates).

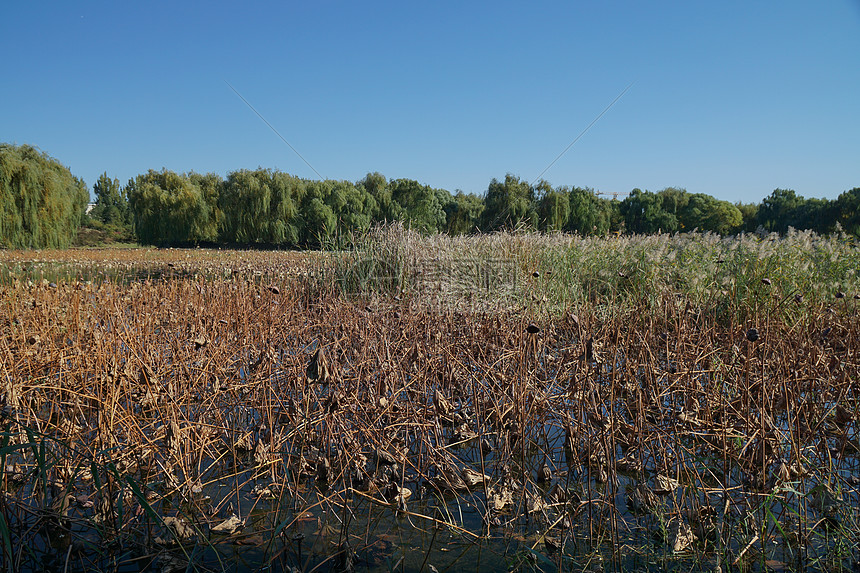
left=3, top=1, right=859, bottom=204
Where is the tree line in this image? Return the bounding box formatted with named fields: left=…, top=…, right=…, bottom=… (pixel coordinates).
left=91, top=169, right=860, bottom=246
left=2, top=143, right=858, bottom=248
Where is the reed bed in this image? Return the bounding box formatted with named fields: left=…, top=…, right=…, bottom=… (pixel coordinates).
left=1, top=230, right=859, bottom=572
left=338, top=225, right=859, bottom=319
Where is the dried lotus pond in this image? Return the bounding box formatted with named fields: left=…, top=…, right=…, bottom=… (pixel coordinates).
left=1, top=229, right=859, bottom=572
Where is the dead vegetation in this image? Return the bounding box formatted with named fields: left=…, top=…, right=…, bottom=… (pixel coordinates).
left=0, top=237, right=859, bottom=572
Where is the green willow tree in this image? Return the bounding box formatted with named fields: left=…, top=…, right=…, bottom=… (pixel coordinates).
left=297, top=179, right=377, bottom=246
left=0, top=143, right=88, bottom=248
left=566, top=187, right=610, bottom=235
left=791, top=197, right=834, bottom=235
left=678, top=193, right=742, bottom=235
left=619, top=189, right=677, bottom=234
left=219, top=169, right=303, bottom=244
left=299, top=184, right=337, bottom=246
left=749, top=188, right=839, bottom=235
left=357, top=172, right=401, bottom=223
left=537, top=185, right=570, bottom=232
left=757, top=188, right=804, bottom=233
left=127, top=169, right=217, bottom=245
left=480, top=175, right=537, bottom=231
left=735, top=202, right=759, bottom=233
left=189, top=172, right=224, bottom=238
left=388, top=178, right=446, bottom=234
left=442, top=191, right=484, bottom=235
left=324, top=179, right=377, bottom=238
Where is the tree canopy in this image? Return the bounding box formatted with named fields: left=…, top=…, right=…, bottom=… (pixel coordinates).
left=90, top=172, right=130, bottom=228
left=566, top=187, right=612, bottom=236
left=481, top=175, right=537, bottom=231
left=0, top=144, right=88, bottom=248
left=126, top=169, right=218, bottom=245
